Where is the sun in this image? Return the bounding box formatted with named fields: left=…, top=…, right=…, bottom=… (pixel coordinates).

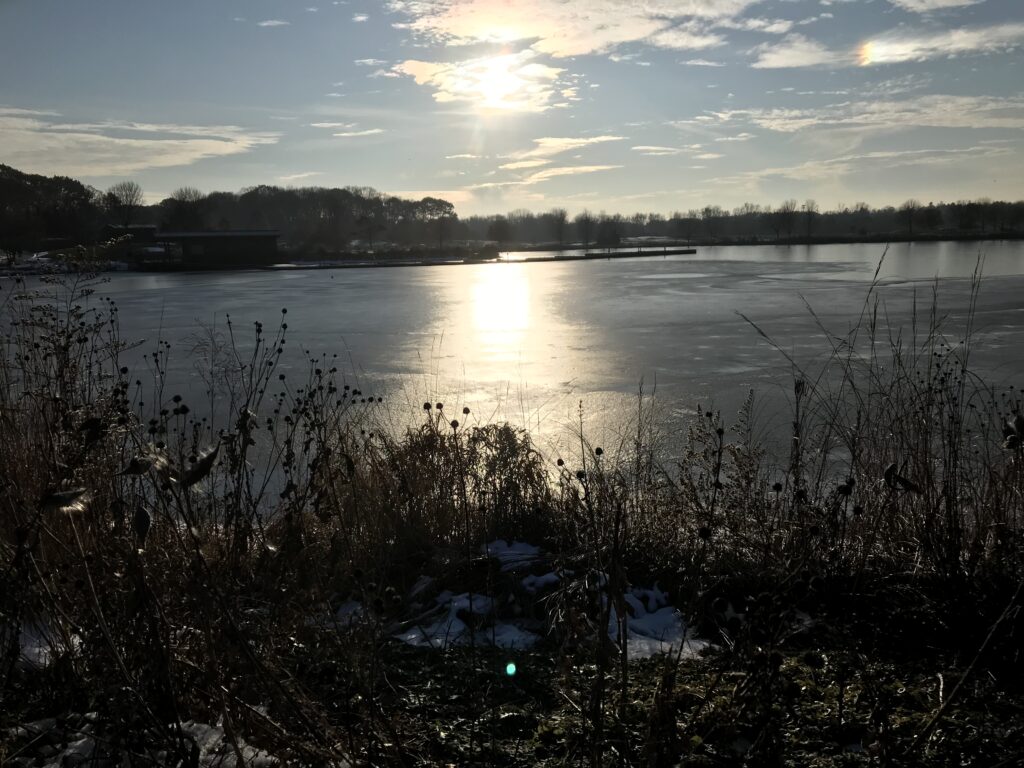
left=469, top=54, right=533, bottom=111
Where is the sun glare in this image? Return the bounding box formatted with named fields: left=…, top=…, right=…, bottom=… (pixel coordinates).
left=470, top=54, right=533, bottom=111
left=471, top=262, right=530, bottom=361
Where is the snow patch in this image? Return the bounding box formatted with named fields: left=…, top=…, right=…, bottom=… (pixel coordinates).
left=482, top=539, right=540, bottom=571
left=395, top=591, right=539, bottom=649
left=609, top=585, right=709, bottom=660
left=521, top=571, right=560, bottom=594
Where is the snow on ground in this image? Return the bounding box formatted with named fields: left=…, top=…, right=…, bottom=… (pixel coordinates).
left=4, top=716, right=289, bottom=768
left=609, top=585, right=709, bottom=660
left=521, top=571, right=560, bottom=594
left=481, top=539, right=541, bottom=571
left=394, top=591, right=541, bottom=650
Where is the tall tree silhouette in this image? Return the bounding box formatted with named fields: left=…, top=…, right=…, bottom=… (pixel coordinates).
left=104, top=181, right=144, bottom=227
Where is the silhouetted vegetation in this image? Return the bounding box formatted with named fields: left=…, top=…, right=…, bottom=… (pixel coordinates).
left=3, top=259, right=1024, bottom=765
left=3, top=163, right=1024, bottom=265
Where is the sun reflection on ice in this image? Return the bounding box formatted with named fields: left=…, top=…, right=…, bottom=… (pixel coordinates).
left=471, top=262, right=531, bottom=362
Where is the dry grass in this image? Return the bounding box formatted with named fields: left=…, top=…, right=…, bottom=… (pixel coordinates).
left=2, top=257, right=1024, bottom=765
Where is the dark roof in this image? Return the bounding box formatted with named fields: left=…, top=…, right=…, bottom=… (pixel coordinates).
left=157, top=230, right=279, bottom=239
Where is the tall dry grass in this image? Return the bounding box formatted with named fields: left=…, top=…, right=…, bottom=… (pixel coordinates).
left=1, top=255, right=1022, bottom=764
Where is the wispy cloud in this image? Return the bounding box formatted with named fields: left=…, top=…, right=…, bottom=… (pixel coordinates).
left=257, top=19, right=290, bottom=27
left=446, top=153, right=479, bottom=159
left=334, top=128, right=385, bottom=137
left=859, top=22, right=1024, bottom=65
left=499, top=159, right=552, bottom=170
left=715, top=132, right=756, bottom=142
left=887, top=0, right=983, bottom=12
left=716, top=17, right=794, bottom=34
left=473, top=164, right=621, bottom=188
left=631, top=145, right=684, bottom=156
left=310, top=121, right=357, bottom=129
left=518, top=135, right=625, bottom=159
left=352, top=13, right=369, bottom=22
left=0, top=111, right=277, bottom=176
left=753, top=22, right=1024, bottom=68
left=709, top=94, right=1024, bottom=133
left=722, top=145, right=1013, bottom=185
left=525, top=165, right=621, bottom=183
left=648, top=24, right=726, bottom=51
left=681, top=58, right=725, bottom=66
left=279, top=171, right=323, bottom=182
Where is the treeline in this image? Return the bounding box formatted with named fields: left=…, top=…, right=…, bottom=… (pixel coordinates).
left=0, top=165, right=457, bottom=256
left=3, top=162, right=1023, bottom=258
left=465, top=198, right=1024, bottom=247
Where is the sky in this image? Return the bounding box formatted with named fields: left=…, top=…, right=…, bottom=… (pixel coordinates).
left=1, top=0, right=1022, bottom=217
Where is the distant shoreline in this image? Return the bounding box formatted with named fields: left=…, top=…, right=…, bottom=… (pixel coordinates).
left=4, top=234, right=1021, bottom=276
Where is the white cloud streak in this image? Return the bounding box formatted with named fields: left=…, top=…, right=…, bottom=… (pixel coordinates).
left=887, top=0, right=983, bottom=12
left=753, top=22, right=1024, bottom=68
left=0, top=113, right=277, bottom=176
left=333, top=128, right=385, bottom=137
left=710, top=95, right=1024, bottom=133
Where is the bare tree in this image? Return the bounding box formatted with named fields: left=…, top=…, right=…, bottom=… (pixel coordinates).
left=105, top=180, right=144, bottom=226
left=773, top=199, right=798, bottom=241
left=548, top=207, right=568, bottom=247
left=162, top=186, right=208, bottom=230
left=900, top=199, right=920, bottom=238
left=803, top=199, right=819, bottom=241
left=574, top=210, right=595, bottom=248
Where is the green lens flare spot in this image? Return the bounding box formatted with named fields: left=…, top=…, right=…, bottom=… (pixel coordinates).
left=505, top=662, right=517, bottom=676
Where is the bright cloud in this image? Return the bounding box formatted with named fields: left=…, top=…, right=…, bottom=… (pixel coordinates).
left=257, top=19, right=290, bottom=27
left=755, top=22, right=1024, bottom=68
left=649, top=25, right=725, bottom=50
left=395, top=51, right=564, bottom=111
left=717, top=17, right=795, bottom=34
left=859, top=23, right=1024, bottom=65
left=0, top=112, right=277, bottom=176
left=752, top=34, right=839, bottom=68
left=389, top=0, right=758, bottom=58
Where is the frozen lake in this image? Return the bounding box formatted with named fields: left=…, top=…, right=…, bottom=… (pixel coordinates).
left=60, top=240, right=1024, bottom=454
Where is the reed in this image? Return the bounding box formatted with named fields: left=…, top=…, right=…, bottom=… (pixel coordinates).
left=2, top=257, right=1022, bottom=766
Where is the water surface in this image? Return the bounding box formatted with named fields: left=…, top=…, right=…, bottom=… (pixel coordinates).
left=55, top=240, right=1024, bottom=454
